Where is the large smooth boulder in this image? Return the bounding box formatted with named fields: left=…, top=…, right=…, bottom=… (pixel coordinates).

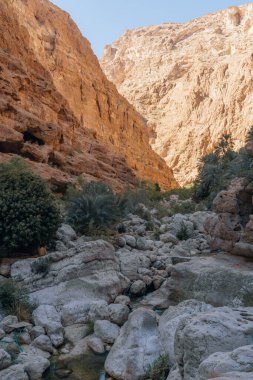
left=213, top=190, right=239, bottom=214
left=64, top=324, right=89, bottom=345
left=45, top=321, right=64, bottom=347
left=0, top=364, right=29, bottom=380
left=94, top=320, right=120, bottom=344
left=130, top=280, right=146, bottom=296
left=11, top=240, right=129, bottom=307
left=174, top=307, right=253, bottom=380
left=87, top=335, right=105, bottom=354
left=116, top=248, right=151, bottom=281
left=88, top=300, right=109, bottom=322
left=159, top=300, right=213, bottom=366
left=32, top=335, right=54, bottom=354
left=160, top=232, right=178, bottom=245
left=32, top=305, right=61, bottom=326
left=199, top=345, right=253, bottom=380
left=56, top=224, right=77, bottom=245
left=143, top=254, right=253, bottom=308
left=114, top=295, right=131, bottom=306
left=18, top=353, right=50, bottom=380
left=105, top=308, right=161, bottom=380
left=189, top=211, right=214, bottom=233
left=108, top=304, right=130, bottom=326
left=61, top=300, right=91, bottom=326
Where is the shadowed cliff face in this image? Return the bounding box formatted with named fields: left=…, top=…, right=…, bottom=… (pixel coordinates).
left=101, top=3, right=253, bottom=185
left=0, top=0, right=177, bottom=191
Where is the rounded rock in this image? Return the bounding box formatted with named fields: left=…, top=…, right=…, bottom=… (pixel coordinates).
left=130, top=280, right=146, bottom=296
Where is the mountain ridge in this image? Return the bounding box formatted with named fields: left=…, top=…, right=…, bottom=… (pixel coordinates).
left=101, top=3, right=253, bottom=184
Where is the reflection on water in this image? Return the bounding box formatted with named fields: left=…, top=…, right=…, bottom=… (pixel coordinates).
left=44, top=353, right=107, bottom=380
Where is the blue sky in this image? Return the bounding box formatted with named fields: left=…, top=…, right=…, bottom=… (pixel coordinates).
left=51, top=0, right=249, bottom=58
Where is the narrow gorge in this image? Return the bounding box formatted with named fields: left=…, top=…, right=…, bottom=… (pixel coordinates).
left=0, top=1, right=253, bottom=380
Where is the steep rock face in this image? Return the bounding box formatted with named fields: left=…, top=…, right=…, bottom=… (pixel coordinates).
left=101, top=4, right=253, bottom=184
left=0, top=0, right=177, bottom=191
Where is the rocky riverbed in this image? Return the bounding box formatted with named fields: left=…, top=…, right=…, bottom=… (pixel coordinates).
left=0, top=187, right=253, bottom=380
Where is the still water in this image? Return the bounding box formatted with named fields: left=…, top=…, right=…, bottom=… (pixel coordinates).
left=43, top=353, right=107, bottom=380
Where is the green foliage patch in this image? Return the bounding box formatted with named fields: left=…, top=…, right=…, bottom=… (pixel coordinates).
left=176, top=222, right=191, bottom=241
left=66, top=181, right=127, bottom=234
left=194, top=129, right=253, bottom=206
left=146, top=355, right=170, bottom=380
left=0, top=158, right=60, bottom=254
left=31, top=256, right=52, bottom=276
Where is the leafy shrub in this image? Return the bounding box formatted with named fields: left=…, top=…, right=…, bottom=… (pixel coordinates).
left=176, top=222, right=190, bottom=241
left=194, top=134, right=236, bottom=203
left=163, top=187, right=194, bottom=201
left=31, top=256, right=52, bottom=276
left=135, top=205, right=152, bottom=221
left=168, top=200, right=197, bottom=216
left=145, top=221, right=155, bottom=231
left=119, top=181, right=164, bottom=214
left=86, top=321, right=94, bottom=335
left=194, top=131, right=253, bottom=205
left=0, top=158, right=60, bottom=254
left=152, top=227, right=161, bottom=240
left=146, top=355, right=170, bottom=380
left=117, top=223, right=127, bottom=234
left=154, top=203, right=169, bottom=219
left=66, top=181, right=126, bottom=234
left=0, top=280, right=34, bottom=321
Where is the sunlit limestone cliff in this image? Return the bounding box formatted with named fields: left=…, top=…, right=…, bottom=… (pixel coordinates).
left=102, top=3, right=253, bottom=184
left=0, top=0, right=177, bottom=191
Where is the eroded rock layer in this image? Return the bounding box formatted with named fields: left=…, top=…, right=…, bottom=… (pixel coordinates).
left=0, top=0, right=177, bottom=191
left=101, top=4, right=253, bottom=184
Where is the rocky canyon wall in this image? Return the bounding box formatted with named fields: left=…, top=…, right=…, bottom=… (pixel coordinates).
left=101, top=4, right=253, bottom=185
left=0, top=0, right=177, bottom=191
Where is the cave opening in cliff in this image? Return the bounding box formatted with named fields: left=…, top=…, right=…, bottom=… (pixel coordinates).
left=23, top=131, right=45, bottom=146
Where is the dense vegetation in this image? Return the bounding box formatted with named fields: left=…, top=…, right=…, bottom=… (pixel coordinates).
left=0, top=158, right=60, bottom=254
left=66, top=181, right=127, bottom=235
left=65, top=179, right=198, bottom=236
left=194, top=128, right=253, bottom=205
left=1, top=127, right=252, bottom=253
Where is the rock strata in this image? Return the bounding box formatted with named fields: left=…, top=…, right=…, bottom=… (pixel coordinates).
left=0, top=0, right=177, bottom=191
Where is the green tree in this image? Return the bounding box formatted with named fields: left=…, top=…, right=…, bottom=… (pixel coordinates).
left=194, top=134, right=236, bottom=202
left=66, top=181, right=126, bottom=234
left=0, top=158, right=60, bottom=254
